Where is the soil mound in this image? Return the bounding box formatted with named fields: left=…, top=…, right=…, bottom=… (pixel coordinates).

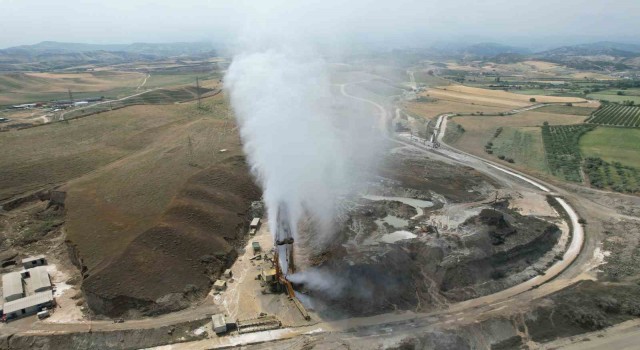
left=82, top=156, right=260, bottom=317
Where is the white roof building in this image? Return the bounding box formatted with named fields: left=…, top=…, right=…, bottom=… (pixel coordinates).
left=22, top=255, right=47, bottom=269
left=3, top=291, right=54, bottom=315
left=26, top=266, right=52, bottom=293
left=2, top=272, right=24, bottom=302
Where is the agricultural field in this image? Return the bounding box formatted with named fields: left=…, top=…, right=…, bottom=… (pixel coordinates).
left=445, top=111, right=587, bottom=171
left=583, top=157, right=640, bottom=193
left=541, top=124, right=595, bottom=182
left=0, top=71, right=146, bottom=106
left=143, top=72, right=219, bottom=89
left=61, top=85, right=218, bottom=120
left=404, top=98, right=509, bottom=121
left=533, top=104, right=598, bottom=116
left=428, top=85, right=586, bottom=108
left=587, top=88, right=640, bottom=105
left=489, top=126, right=548, bottom=174
left=587, top=104, right=640, bottom=127
left=580, top=127, right=640, bottom=169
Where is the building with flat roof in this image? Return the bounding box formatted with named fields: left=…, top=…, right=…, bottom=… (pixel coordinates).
left=211, top=314, right=227, bottom=334
left=2, top=272, right=24, bottom=302
left=2, top=261, right=54, bottom=321
left=22, top=255, right=46, bottom=269
left=3, top=291, right=54, bottom=320
left=25, top=266, right=52, bottom=294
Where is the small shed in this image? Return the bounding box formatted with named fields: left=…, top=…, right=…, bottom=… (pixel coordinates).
left=213, top=279, right=227, bottom=291
left=252, top=242, right=261, bottom=254
left=211, top=314, right=227, bottom=334
left=261, top=268, right=277, bottom=283
left=22, top=255, right=46, bottom=269
left=223, top=269, right=232, bottom=279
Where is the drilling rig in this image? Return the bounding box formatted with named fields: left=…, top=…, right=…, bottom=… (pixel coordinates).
left=270, top=202, right=311, bottom=320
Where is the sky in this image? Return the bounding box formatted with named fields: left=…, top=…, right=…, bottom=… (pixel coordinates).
left=1, top=0, right=639, bottom=50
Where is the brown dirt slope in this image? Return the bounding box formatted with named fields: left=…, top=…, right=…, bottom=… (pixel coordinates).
left=82, top=156, right=260, bottom=317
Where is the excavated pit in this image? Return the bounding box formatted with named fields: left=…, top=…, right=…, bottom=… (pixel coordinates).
left=294, top=150, right=563, bottom=319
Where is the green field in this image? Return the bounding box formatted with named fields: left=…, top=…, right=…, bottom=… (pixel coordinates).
left=587, top=104, right=640, bottom=127
left=580, top=127, right=640, bottom=168
left=533, top=105, right=597, bottom=116
left=583, top=156, right=640, bottom=193
left=541, top=124, right=595, bottom=182
left=144, top=72, right=217, bottom=89
left=587, top=93, right=640, bottom=104
left=491, top=127, right=548, bottom=173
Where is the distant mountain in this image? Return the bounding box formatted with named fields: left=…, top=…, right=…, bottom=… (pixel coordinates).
left=427, top=42, right=531, bottom=61
left=539, top=42, right=640, bottom=58
left=535, top=41, right=640, bottom=71
left=0, top=41, right=217, bottom=71
left=463, top=43, right=531, bottom=57
left=3, top=41, right=217, bottom=56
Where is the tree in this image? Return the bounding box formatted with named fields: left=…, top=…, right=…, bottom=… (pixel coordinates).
left=529, top=97, right=536, bottom=103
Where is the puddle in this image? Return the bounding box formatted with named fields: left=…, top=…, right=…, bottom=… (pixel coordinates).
left=380, top=231, right=417, bottom=243
left=362, top=195, right=433, bottom=219
left=376, top=215, right=409, bottom=228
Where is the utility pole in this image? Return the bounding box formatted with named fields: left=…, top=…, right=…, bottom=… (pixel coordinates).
left=68, top=88, right=73, bottom=102
left=196, top=77, right=202, bottom=109
left=187, top=136, right=196, bottom=167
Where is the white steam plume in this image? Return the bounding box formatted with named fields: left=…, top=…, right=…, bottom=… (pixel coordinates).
left=225, top=44, right=385, bottom=252
left=227, top=48, right=347, bottom=241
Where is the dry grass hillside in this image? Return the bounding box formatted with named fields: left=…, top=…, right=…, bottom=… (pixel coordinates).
left=0, top=94, right=261, bottom=316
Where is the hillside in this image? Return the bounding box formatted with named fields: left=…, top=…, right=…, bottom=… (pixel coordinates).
left=534, top=41, right=640, bottom=70
left=0, top=41, right=217, bottom=71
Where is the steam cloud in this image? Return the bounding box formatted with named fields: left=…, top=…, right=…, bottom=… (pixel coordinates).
left=226, top=39, right=384, bottom=250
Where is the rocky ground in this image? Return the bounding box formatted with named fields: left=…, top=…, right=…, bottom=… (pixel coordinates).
left=294, top=149, right=565, bottom=319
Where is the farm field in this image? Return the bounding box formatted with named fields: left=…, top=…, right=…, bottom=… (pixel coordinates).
left=412, top=72, right=451, bottom=87
left=0, top=71, right=146, bottom=105
left=404, top=99, right=509, bottom=121
left=143, top=72, right=218, bottom=89
left=541, top=124, right=595, bottom=183
left=583, top=156, right=640, bottom=193
left=428, top=85, right=586, bottom=108
left=587, top=93, right=640, bottom=104
left=587, top=104, right=640, bottom=127
left=580, top=127, right=640, bottom=168
left=445, top=111, right=588, bottom=174
left=533, top=104, right=598, bottom=116
left=490, top=126, right=548, bottom=174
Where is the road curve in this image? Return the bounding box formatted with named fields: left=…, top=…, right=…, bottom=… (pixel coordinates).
left=435, top=113, right=584, bottom=283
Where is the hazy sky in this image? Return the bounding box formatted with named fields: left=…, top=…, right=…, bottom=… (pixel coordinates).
left=1, top=0, right=639, bottom=49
